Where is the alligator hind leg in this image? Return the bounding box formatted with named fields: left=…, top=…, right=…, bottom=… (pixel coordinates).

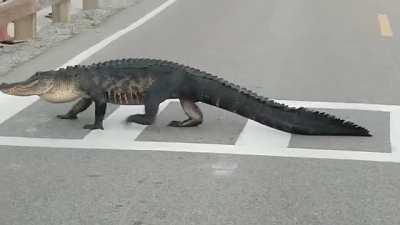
left=57, top=98, right=93, bottom=119
left=168, top=98, right=203, bottom=127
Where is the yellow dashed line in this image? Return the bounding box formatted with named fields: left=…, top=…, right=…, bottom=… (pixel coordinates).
left=378, top=14, right=393, bottom=37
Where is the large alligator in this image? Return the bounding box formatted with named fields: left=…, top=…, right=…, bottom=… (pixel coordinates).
left=0, top=58, right=371, bottom=136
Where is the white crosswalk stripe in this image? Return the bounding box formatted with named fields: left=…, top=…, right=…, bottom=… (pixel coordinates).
left=235, top=120, right=291, bottom=148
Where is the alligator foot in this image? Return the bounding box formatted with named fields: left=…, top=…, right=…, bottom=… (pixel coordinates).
left=126, top=114, right=154, bottom=125
left=57, top=114, right=78, bottom=120
left=168, top=119, right=202, bottom=127
left=83, top=123, right=104, bottom=130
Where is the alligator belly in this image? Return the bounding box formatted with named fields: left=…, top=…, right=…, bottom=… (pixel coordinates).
left=105, top=91, right=144, bottom=105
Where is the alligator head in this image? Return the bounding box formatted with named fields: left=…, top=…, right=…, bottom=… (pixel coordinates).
left=0, top=70, right=82, bottom=103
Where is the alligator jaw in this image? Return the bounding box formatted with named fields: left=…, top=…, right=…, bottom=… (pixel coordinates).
left=0, top=78, right=53, bottom=96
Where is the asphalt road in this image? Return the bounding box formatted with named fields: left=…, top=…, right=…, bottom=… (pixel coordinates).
left=1, top=0, right=400, bottom=225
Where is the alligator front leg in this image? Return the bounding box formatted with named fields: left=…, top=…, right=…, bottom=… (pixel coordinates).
left=126, top=92, right=161, bottom=125
left=126, top=102, right=158, bottom=125
left=57, top=98, right=93, bottom=119
left=83, top=100, right=106, bottom=130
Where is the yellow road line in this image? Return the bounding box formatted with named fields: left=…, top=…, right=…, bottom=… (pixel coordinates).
left=378, top=14, right=393, bottom=37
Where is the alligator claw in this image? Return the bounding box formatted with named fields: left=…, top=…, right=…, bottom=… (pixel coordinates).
left=57, top=114, right=78, bottom=120
left=83, top=124, right=104, bottom=130
left=126, top=114, right=154, bottom=125
left=168, top=119, right=202, bottom=127
left=168, top=121, right=182, bottom=127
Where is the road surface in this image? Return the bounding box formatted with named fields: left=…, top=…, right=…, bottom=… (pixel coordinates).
left=1, top=0, right=400, bottom=224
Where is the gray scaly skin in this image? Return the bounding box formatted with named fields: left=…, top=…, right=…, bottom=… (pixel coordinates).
left=0, top=58, right=371, bottom=136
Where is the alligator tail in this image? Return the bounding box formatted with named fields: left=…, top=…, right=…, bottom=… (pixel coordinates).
left=192, top=74, right=371, bottom=136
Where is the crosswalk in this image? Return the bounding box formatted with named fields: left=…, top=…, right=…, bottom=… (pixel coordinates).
left=0, top=92, right=398, bottom=163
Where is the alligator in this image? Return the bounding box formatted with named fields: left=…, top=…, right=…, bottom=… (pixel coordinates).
left=0, top=58, right=371, bottom=136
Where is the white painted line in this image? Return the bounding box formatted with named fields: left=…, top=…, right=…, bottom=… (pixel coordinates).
left=84, top=100, right=170, bottom=141
left=235, top=119, right=291, bottom=148
left=0, top=93, right=38, bottom=124
left=390, top=111, right=400, bottom=158
left=0, top=136, right=398, bottom=163
left=84, top=105, right=147, bottom=141
left=277, top=99, right=400, bottom=112
left=59, top=0, right=177, bottom=68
